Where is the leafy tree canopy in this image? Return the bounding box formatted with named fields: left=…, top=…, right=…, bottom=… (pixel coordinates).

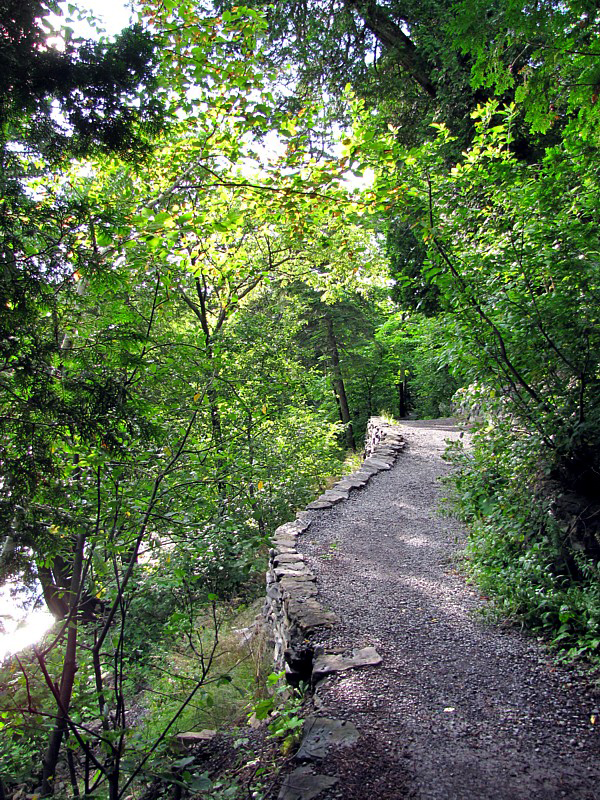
left=2, top=0, right=600, bottom=795
left=0, top=0, right=165, bottom=159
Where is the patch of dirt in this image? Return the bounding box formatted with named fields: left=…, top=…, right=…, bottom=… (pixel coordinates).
left=137, top=725, right=288, bottom=800
left=287, top=420, right=600, bottom=800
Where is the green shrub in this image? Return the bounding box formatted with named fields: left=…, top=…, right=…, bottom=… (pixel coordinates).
left=446, top=394, right=600, bottom=662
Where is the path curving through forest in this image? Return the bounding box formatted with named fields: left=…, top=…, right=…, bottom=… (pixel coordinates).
left=284, top=420, right=600, bottom=800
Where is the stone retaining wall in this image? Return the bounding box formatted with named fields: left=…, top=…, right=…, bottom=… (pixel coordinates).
left=264, top=417, right=406, bottom=685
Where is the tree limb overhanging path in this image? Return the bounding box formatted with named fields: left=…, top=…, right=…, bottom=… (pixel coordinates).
left=280, top=420, right=600, bottom=800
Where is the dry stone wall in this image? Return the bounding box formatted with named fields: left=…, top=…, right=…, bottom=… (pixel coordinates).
left=264, top=417, right=406, bottom=685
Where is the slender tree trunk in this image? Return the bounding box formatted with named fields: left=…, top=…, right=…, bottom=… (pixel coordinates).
left=397, top=372, right=409, bottom=418
left=40, top=532, right=86, bottom=795
left=246, top=413, right=266, bottom=536
left=206, top=359, right=226, bottom=501
left=323, top=313, right=355, bottom=451
left=208, top=385, right=223, bottom=448
left=178, top=276, right=225, bottom=478
left=191, top=277, right=226, bottom=497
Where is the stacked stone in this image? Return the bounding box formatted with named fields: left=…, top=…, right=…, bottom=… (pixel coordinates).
left=364, top=415, right=406, bottom=458
left=265, top=417, right=405, bottom=686
left=265, top=513, right=337, bottom=685
left=305, top=417, right=405, bottom=511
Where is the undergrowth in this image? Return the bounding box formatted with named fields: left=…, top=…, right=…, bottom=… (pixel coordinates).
left=445, top=411, right=600, bottom=665
left=0, top=440, right=354, bottom=799
left=142, top=599, right=270, bottom=739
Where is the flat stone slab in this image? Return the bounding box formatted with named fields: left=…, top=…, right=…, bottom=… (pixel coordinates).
left=176, top=729, right=217, bottom=744
left=336, top=478, right=365, bottom=490
left=274, top=553, right=305, bottom=565
left=363, top=457, right=393, bottom=470
left=295, top=717, right=360, bottom=762
left=274, top=521, right=307, bottom=540
left=272, top=534, right=299, bottom=547
left=280, top=574, right=317, bottom=589
left=278, top=766, right=338, bottom=800
left=280, top=579, right=318, bottom=598
left=312, top=646, right=383, bottom=680
left=348, top=471, right=371, bottom=482
left=356, top=464, right=380, bottom=475
left=275, top=565, right=312, bottom=580
left=324, top=487, right=349, bottom=498
left=287, top=600, right=337, bottom=631
left=372, top=447, right=397, bottom=456
left=306, top=500, right=333, bottom=510
left=320, top=491, right=347, bottom=503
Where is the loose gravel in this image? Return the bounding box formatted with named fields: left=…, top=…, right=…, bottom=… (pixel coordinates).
left=294, top=420, right=600, bottom=800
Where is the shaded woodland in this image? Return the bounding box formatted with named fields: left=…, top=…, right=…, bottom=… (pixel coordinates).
left=1, top=1, right=599, bottom=797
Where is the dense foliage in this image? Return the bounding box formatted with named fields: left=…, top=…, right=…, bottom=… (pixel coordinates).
left=1, top=0, right=599, bottom=797
left=339, top=2, right=600, bottom=657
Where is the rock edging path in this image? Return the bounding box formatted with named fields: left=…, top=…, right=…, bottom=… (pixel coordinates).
left=272, top=419, right=600, bottom=800
left=265, top=417, right=406, bottom=686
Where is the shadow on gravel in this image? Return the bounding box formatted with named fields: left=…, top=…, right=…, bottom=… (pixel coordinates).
left=296, top=419, right=600, bottom=800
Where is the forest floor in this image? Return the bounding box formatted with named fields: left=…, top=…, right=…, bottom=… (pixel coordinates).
left=278, top=419, right=600, bottom=800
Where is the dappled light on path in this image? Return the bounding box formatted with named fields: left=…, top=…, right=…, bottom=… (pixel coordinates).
left=297, top=420, right=600, bottom=800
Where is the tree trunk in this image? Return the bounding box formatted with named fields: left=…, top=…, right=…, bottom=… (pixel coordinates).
left=40, top=532, right=86, bottom=796
left=397, top=371, right=409, bottom=418
left=183, top=277, right=226, bottom=497
left=246, top=413, right=266, bottom=536
left=343, top=0, right=437, bottom=97
left=38, top=565, right=70, bottom=619
left=323, top=313, right=356, bottom=451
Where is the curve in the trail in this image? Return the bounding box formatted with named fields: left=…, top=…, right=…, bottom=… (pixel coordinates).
left=279, top=420, right=600, bottom=800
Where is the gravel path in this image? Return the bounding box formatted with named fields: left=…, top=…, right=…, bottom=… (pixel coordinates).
left=294, top=420, right=600, bottom=800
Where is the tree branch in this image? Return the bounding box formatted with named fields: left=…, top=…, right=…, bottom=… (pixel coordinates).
left=343, top=0, right=437, bottom=97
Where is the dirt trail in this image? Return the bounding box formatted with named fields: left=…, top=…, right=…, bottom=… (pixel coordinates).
left=290, top=420, right=600, bottom=800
